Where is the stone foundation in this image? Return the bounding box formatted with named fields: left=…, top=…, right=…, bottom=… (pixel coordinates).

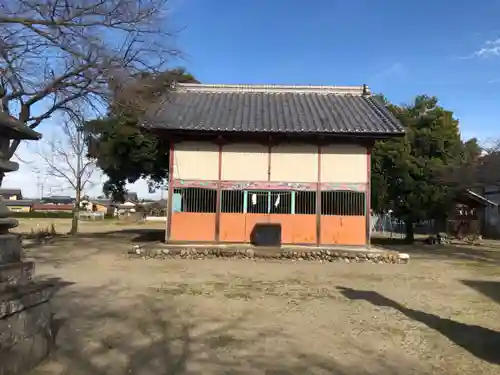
left=129, top=246, right=410, bottom=264
left=0, top=233, right=55, bottom=375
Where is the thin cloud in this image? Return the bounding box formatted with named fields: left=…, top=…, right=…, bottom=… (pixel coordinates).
left=461, top=38, right=500, bottom=59
left=474, top=38, right=500, bottom=57
left=373, top=63, right=406, bottom=80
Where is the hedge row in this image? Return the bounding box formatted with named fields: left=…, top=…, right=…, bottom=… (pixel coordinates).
left=9, top=211, right=116, bottom=219
left=10, top=211, right=74, bottom=218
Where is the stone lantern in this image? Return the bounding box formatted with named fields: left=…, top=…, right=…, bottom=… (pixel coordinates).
left=0, top=112, right=55, bottom=374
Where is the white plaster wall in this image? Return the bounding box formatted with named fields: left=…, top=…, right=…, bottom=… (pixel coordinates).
left=173, top=141, right=219, bottom=180
left=270, top=143, right=318, bottom=182
left=221, top=143, right=268, bottom=181
left=320, top=144, right=368, bottom=183
left=172, top=141, right=367, bottom=183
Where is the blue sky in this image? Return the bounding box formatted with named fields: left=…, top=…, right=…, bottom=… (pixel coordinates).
left=6, top=0, right=500, bottom=198
left=172, top=0, right=500, bottom=141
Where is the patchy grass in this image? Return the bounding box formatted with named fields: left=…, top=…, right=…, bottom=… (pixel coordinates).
left=373, top=237, right=500, bottom=267
left=14, top=217, right=166, bottom=236
left=155, top=278, right=342, bottom=302
left=24, top=222, right=58, bottom=240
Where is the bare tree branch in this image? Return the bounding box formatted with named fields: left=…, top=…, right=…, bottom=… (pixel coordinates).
left=0, top=0, right=181, bottom=184
left=36, top=111, right=99, bottom=233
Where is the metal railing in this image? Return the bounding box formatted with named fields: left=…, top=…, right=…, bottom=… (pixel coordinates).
left=370, top=213, right=435, bottom=238
left=172, top=187, right=366, bottom=216
left=78, top=211, right=105, bottom=220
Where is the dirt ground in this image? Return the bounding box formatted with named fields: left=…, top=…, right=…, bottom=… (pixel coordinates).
left=14, top=219, right=500, bottom=375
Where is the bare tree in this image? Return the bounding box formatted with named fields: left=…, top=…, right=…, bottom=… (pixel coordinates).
left=0, top=0, right=180, bottom=185
left=37, top=113, right=98, bottom=234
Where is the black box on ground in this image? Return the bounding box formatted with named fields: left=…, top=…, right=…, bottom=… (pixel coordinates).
left=250, top=223, right=282, bottom=247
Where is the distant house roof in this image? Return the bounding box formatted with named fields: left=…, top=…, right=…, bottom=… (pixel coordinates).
left=92, top=199, right=112, bottom=207
left=48, top=195, right=73, bottom=200
left=463, top=189, right=498, bottom=207
left=41, top=196, right=75, bottom=204
left=0, top=188, right=22, bottom=198
left=124, top=192, right=138, bottom=202
left=143, top=83, right=404, bottom=137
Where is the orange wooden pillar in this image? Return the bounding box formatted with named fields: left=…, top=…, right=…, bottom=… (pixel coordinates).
left=165, top=140, right=175, bottom=242
left=316, top=145, right=321, bottom=246
left=366, top=145, right=372, bottom=248
left=215, top=141, right=223, bottom=242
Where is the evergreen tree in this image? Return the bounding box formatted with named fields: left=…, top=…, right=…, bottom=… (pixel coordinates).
left=371, top=95, right=478, bottom=242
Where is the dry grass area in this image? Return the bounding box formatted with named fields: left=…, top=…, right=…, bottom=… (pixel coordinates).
left=13, top=218, right=166, bottom=236
left=13, top=219, right=500, bottom=375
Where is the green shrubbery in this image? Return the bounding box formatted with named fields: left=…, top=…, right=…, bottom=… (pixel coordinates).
left=10, top=211, right=74, bottom=219
left=11, top=211, right=118, bottom=220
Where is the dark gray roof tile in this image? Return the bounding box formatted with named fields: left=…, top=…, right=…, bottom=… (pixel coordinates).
left=0, top=188, right=22, bottom=197
left=144, top=84, right=404, bottom=136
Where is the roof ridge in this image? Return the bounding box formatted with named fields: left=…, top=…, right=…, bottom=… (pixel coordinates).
left=175, top=83, right=370, bottom=96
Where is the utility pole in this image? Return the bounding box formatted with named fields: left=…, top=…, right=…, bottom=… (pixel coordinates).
left=36, top=174, right=41, bottom=199
left=35, top=170, right=46, bottom=199
left=40, top=178, right=45, bottom=199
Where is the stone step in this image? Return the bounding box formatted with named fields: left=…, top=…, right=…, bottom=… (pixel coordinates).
left=0, top=262, right=34, bottom=292
left=0, top=280, right=56, bottom=319
left=0, top=234, right=22, bottom=264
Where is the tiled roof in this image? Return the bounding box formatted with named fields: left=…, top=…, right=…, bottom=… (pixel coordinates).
left=92, top=199, right=112, bottom=206
left=0, top=188, right=22, bottom=196
left=463, top=189, right=498, bottom=207
left=40, top=196, right=75, bottom=204
left=144, top=83, right=404, bottom=136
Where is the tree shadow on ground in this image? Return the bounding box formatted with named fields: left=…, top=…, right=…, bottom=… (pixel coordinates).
left=462, top=280, right=500, bottom=306
left=22, top=230, right=164, bottom=269
left=31, top=281, right=418, bottom=375
left=372, top=237, right=500, bottom=265
left=74, top=228, right=165, bottom=243
left=20, top=228, right=165, bottom=254
left=337, top=286, right=500, bottom=365
left=23, top=237, right=107, bottom=267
